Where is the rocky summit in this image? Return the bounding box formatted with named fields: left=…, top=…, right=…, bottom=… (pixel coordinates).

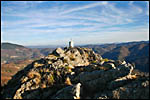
left=1, top=47, right=149, bottom=99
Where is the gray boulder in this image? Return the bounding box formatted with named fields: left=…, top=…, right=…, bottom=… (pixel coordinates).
left=51, top=83, right=81, bottom=99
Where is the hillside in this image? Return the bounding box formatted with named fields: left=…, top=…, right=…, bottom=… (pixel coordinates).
left=1, top=59, right=35, bottom=86
left=1, top=43, right=54, bottom=86
left=1, top=43, right=53, bottom=64
left=1, top=43, right=25, bottom=49
left=82, top=41, right=149, bottom=72
left=1, top=47, right=149, bottom=99
left=1, top=43, right=35, bottom=63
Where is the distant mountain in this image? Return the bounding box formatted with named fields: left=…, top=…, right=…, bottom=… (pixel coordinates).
left=27, top=45, right=63, bottom=49
left=1, top=43, right=26, bottom=49
left=1, top=43, right=44, bottom=63
left=1, top=43, right=55, bottom=64
left=82, top=41, right=149, bottom=72
left=39, top=48, right=55, bottom=56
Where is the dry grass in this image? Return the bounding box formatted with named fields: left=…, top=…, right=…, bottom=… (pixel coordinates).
left=34, top=77, right=41, bottom=85
left=21, top=76, right=28, bottom=83
left=65, top=77, right=72, bottom=85
left=91, top=60, right=97, bottom=63
left=65, top=66, right=72, bottom=73
left=48, top=61, right=52, bottom=64
left=101, top=58, right=109, bottom=62
left=120, top=87, right=126, bottom=91
left=127, top=75, right=137, bottom=79
left=47, top=54, right=58, bottom=60
left=27, top=71, right=41, bottom=79
left=80, top=68, right=84, bottom=71
left=47, top=74, right=55, bottom=85
left=63, top=59, right=68, bottom=63
left=84, top=52, right=89, bottom=58
left=56, top=71, right=61, bottom=76
left=69, top=54, right=75, bottom=61
left=34, top=62, right=44, bottom=68
left=74, top=97, right=80, bottom=99
left=41, top=83, right=46, bottom=88
left=99, top=66, right=108, bottom=70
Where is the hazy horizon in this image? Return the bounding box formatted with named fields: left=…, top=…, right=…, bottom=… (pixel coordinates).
left=1, top=1, right=149, bottom=46
left=1, top=40, right=149, bottom=47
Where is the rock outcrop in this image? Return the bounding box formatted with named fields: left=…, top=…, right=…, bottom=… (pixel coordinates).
left=1, top=47, right=149, bottom=99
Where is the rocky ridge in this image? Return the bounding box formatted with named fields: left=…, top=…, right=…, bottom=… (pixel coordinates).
left=1, top=47, right=149, bottom=99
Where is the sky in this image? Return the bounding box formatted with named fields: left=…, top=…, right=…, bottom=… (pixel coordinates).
left=1, top=1, right=149, bottom=46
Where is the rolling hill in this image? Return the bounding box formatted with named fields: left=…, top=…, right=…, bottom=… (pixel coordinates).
left=1, top=43, right=54, bottom=64
left=82, top=41, right=149, bottom=72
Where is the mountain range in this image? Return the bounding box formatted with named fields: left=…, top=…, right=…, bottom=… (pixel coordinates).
left=1, top=41, right=149, bottom=72
left=81, top=41, right=149, bottom=72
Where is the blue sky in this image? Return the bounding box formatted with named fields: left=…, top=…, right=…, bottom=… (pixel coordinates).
left=1, top=1, right=149, bottom=46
